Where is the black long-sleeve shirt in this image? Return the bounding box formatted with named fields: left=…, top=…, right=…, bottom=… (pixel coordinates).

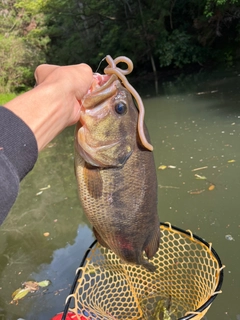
left=0, top=106, right=38, bottom=225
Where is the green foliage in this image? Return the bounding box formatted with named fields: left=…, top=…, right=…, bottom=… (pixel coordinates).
left=0, top=33, right=47, bottom=92
left=204, top=0, right=240, bottom=17
left=15, top=0, right=48, bottom=14
left=0, top=93, right=17, bottom=105
left=0, top=0, right=49, bottom=92
left=0, top=35, right=28, bottom=92
left=1, top=0, right=240, bottom=92
left=156, top=30, right=207, bottom=68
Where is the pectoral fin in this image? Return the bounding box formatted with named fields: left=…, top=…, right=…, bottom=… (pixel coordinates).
left=83, top=164, right=103, bottom=199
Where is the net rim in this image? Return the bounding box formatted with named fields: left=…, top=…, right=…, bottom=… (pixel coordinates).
left=62, top=222, right=224, bottom=320
left=161, top=222, right=224, bottom=320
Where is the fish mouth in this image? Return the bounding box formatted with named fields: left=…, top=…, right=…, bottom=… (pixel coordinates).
left=81, top=74, right=119, bottom=110
left=89, top=73, right=118, bottom=95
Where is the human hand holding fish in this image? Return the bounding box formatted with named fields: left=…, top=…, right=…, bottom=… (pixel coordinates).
left=4, top=63, right=93, bottom=151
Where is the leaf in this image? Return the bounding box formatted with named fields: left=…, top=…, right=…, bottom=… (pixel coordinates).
left=192, top=166, right=208, bottom=172
left=188, top=189, right=205, bottom=195
left=158, top=165, right=167, bottom=170
left=23, top=281, right=39, bottom=291
left=194, top=174, right=207, bottom=180
left=208, top=184, right=215, bottom=191
left=39, top=184, right=51, bottom=191
left=37, top=280, right=51, bottom=287
left=12, top=288, right=30, bottom=301
left=225, top=234, right=234, bottom=241
left=228, top=160, right=236, bottom=163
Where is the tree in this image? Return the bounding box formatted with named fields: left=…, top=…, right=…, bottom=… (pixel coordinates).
left=0, top=0, right=49, bottom=92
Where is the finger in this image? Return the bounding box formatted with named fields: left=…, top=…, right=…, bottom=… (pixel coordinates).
left=34, top=64, right=59, bottom=84
left=73, top=63, right=93, bottom=100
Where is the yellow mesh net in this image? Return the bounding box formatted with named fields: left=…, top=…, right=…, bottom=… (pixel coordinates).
left=66, top=223, right=224, bottom=320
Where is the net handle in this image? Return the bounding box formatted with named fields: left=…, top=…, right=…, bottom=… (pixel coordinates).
left=61, top=240, right=97, bottom=320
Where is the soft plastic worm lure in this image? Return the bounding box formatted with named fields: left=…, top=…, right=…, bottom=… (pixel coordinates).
left=104, top=55, right=153, bottom=151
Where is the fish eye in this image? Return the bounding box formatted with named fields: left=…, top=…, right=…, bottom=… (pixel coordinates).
left=115, top=102, right=127, bottom=115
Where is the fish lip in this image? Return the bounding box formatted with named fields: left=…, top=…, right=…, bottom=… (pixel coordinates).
left=91, top=73, right=118, bottom=93
left=84, top=74, right=118, bottom=97
left=79, top=76, right=120, bottom=127
left=82, top=75, right=119, bottom=110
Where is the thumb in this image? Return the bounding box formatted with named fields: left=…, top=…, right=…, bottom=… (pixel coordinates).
left=34, top=64, right=59, bottom=85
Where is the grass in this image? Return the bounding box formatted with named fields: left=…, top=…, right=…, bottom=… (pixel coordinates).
left=0, top=93, right=17, bottom=105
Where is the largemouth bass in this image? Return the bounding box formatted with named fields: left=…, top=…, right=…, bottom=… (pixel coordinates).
left=75, top=56, right=160, bottom=272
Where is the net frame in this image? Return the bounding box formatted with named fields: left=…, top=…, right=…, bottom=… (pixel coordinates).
left=61, top=222, right=224, bottom=320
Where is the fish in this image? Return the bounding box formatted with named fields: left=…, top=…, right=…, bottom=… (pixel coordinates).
left=74, top=56, right=160, bottom=272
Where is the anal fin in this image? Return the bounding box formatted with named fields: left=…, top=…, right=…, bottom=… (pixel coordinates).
left=144, top=227, right=161, bottom=259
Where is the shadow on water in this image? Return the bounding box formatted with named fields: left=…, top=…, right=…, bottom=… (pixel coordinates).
left=1, top=65, right=240, bottom=319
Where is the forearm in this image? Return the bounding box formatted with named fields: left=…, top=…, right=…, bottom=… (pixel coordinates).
left=4, top=85, right=68, bottom=151
left=0, top=107, right=38, bottom=224
left=0, top=153, right=19, bottom=225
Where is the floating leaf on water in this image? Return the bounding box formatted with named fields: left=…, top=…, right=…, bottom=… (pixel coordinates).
left=11, top=280, right=50, bottom=304
left=227, top=160, right=236, bottom=163
left=192, top=166, right=208, bottom=172
left=43, top=232, right=50, bottom=237
left=208, top=184, right=215, bottom=191
left=194, top=174, right=207, bottom=180
left=225, top=234, right=235, bottom=241
left=12, top=288, right=30, bottom=302
left=158, top=165, right=167, bottom=170
left=188, top=189, right=205, bottom=195
left=39, top=185, right=51, bottom=191
left=37, top=280, right=51, bottom=287
left=23, top=281, right=39, bottom=292
left=167, top=165, right=176, bottom=169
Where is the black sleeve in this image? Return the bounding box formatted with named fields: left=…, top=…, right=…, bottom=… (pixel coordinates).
left=0, top=106, right=38, bottom=225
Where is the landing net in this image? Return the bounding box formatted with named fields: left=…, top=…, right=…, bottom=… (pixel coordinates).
left=63, top=222, right=224, bottom=320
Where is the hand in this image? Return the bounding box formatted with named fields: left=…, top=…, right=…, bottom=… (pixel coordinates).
left=4, top=63, right=93, bottom=151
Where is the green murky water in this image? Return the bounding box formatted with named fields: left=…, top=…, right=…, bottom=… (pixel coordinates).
left=1, top=67, right=240, bottom=319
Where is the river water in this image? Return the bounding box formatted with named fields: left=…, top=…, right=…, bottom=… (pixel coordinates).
left=0, top=66, right=240, bottom=319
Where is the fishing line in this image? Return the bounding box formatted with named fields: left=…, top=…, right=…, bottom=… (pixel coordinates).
left=95, top=57, right=106, bottom=73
